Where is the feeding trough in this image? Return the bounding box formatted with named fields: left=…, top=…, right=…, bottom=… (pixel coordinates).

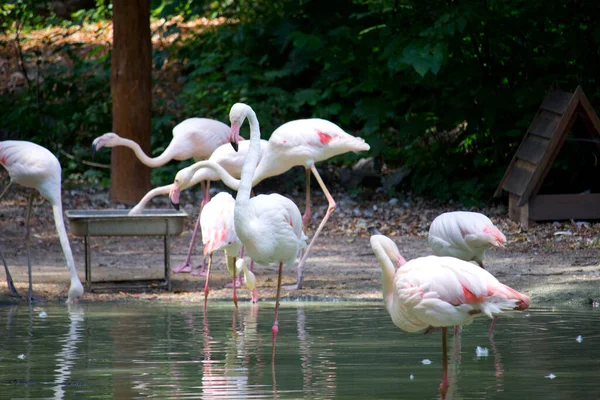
left=66, top=209, right=188, bottom=292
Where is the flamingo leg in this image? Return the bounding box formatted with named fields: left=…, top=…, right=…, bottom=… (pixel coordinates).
left=440, top=327, right=449, bottom=400
left=232, top=257, right=238, bottom=308
left=203, top=254, right=212, bottom=311
left=0, top=244, right=20, bottom=298
left=0, top=180, right=12, bottom=200
left=173, top=181, right=209, bottom=274
left=224, top=246, right=244, bottom=288
left=302, top=167, right=311, bottom=227
left=488, top=316, right=498, bottom=336
left=24, top=193, right=43, bottom=303
left=272, top=262, right=283, bottom=363
left=287, top=165, right=336, bottom=290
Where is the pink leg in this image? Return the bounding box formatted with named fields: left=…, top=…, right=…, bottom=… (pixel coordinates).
left=232, top=257, right=239, bottom=308
left=203, top=254, right=212, bottom=311
left=488, top=316, right=498, bottom=336
left=302, top=167, right=312, bottom=227
left=272, top=262, right=283, bottom=363
left=174, top=181, right=211, bottom=274
left=285, top=165, right=335, bottom=290
left=440, top=327, right=449, bottom=400
left=225, top=247, right=244, bottom=288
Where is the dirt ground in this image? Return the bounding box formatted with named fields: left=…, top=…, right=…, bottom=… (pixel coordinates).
left=1, top=185, right=600, bottom=306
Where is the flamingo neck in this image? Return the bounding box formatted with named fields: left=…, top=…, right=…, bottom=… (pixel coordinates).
left=236, top=108, right=260, bottom=205
left=187, top=161, right=241, bottom=190
left=51, top=204, right=82, bottom=285
left=117, top=137, right=170, bottom=168
left=371, top=238, right=397, bottom=313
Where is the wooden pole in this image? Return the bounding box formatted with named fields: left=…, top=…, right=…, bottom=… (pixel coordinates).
left=110, top=0, right=152, bottom=203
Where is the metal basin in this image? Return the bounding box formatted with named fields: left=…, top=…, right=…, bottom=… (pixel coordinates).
left=65, top=209, right=188, bottom=237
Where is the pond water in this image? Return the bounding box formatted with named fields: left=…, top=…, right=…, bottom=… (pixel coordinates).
left=0, top=302, right=599, bottom=399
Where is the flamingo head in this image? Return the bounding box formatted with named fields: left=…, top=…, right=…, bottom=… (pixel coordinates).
left=229, top=103, right=251, bottom=152
left=483, top=225, right=507, bottom=248
left=91, top=132, right=121, bottom=152
left=370, top=234, right=407, bottom=267
left=66, top=277, right=84, bottom=304
left=236, top=258, right=256, bottom=290
left=170, top=166, right=195, bottom=210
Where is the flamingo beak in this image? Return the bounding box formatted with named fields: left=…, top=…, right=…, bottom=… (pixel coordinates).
left=91, top=138, right=101, bottom=154
left=169, top=185, right=181, bottom=210
left=230, top=122, right=240, bottom=152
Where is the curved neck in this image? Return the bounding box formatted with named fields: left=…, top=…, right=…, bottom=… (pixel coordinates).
left=237, top=108, right=261, bottom=204
left=188, top=161, right=241, bottom=190
left=117, top=137, right=172, bottom=168
left=129, top=185, right=171, bottom=215
left=51, top=204, right=80, bottom=283
left=371, top=238, right=396, bottom=313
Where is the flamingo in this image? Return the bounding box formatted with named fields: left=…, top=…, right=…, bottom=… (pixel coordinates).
left=199, top=191, right=258, bottom=309
left=236, top=258, right=258, bottom=303
left=131, top=139, right=268, bottom=277
left=370, top=234, right=529, bottom=399
left=0, top=140, right=84, bottom=303
left=174, top=103, right=306, bottom=361
left=169, top=116, right=369, bottom=290
left=428, top=211, right=507, bottom=268
left=91, top=117, right=236, bottom=274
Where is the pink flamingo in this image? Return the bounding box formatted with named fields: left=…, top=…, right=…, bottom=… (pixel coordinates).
left=428, top=211, right=507, bottom=268
left=0, top=141, right=84, bottom=303
left=200, top=191, right=258, bottom=309
left=174, top=103, right=306, bottom=361
left=91, top=117, right=235, bottom=274
left=370, top=234, right=529, bottom=400
left=170, top=115, right=369, bottom=290
left=131, top=139, right=268, bottom=277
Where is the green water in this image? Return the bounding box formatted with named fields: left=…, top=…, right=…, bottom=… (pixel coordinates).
left=0, top=302, right=599, bottom=399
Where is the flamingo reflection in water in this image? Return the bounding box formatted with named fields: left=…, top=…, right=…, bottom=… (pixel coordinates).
left=200, top=306, right=263, bottom=399
left=53, top=304, right=85, bottom=399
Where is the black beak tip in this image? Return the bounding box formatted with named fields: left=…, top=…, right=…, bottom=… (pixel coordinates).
left=231, top=141, right=238, bottom=152
left=171, top=201, right=180, bottom=211
left=367, top=226, right=381, bottom=236
left=91, top=144, right=97, bottom=154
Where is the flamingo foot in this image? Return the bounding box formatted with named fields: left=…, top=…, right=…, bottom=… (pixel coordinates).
left=172, top=262, right=193, bottom=273
left=28, top=292, right=47, bottom=303
left=224, top=276, right=243, bottom=288
left=190, top=266, right=208, bottom=276
left=282, top=283, right=299, bottom=290
left=251, top=288, right=259, bottom=303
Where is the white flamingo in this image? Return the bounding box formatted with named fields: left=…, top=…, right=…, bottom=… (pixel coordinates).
left=91, top=117, right=236, bottom=274
left=131, top=139, right=268, bottom=277
left=174, top=103, right=306, bottom=360
left=428, top=211, right=507, bottom=268
left=200, top=191, right=258, bottom=309
left=370, top=234, right=529, bottom=400
left=169, top=116, right=369, bottom=290
left=0, top=140, right=84, bottom=303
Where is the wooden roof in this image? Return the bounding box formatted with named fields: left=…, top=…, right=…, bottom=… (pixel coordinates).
left=494, top=86, right=600, bottom=206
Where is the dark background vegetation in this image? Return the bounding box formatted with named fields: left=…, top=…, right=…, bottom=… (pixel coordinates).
left=2, top=0, right=600, bottom=205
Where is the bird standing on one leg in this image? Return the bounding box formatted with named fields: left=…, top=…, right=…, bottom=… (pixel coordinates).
left=370, top=234, right=529, bottom=399
left=0, top=140, right=84, bottom=303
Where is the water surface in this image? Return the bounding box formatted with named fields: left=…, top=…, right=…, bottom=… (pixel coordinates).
left=1, top=302, right=599, bottom=399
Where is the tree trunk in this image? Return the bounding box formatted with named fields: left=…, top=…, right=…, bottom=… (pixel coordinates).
left=110, top=0, right=152, bottom=203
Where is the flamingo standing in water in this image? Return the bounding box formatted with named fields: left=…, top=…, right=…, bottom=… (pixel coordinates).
left=200, top=191, right=258, bottom=309
left=91, top=117, right=234, bottom=273
left=174, top=103, right=306, bottom=361
left=428, top=211, right=507, bottom=268
left=169, top=115, right=369, bottom=290
left=131, top=139, right=268, bottom=277
left=0, top=140, right=84, bottom=303
left=370, top=234, right=529, bottom=400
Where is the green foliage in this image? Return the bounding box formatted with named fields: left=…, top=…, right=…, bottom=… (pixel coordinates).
left=3, top=0, right=600, bottom=204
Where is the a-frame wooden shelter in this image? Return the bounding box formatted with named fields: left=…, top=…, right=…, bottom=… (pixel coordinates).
left=495, top=85, right=600, bottom=227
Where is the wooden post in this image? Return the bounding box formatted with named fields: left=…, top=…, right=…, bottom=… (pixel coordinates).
left=508, top=193, right=529, bottom=228
left=110, top=0, right=152, bottom=203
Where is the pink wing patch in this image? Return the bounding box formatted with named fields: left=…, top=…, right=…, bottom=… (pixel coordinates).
left=316, top=130, right=333, bottom=145
left=0, top=156, right=6, bottom=165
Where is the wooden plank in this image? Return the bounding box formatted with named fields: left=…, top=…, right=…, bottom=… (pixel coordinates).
left=576, top=86, right=600, bottom=135
left=515, top=135, right=550, bottom=164
left=528, top=110, right=561, bottom=138
left=529, top=193, right=600, bottom=220
left=539, top=90, right=574, bottom=115
left=502, top=159, right=536, bottom=196
left=508, top=193, right=529, bottom=228
left=518, top=89, right=581, bottom=206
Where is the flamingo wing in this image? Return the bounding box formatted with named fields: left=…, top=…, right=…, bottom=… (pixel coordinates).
left=201, top=192, right=239, bottom=256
